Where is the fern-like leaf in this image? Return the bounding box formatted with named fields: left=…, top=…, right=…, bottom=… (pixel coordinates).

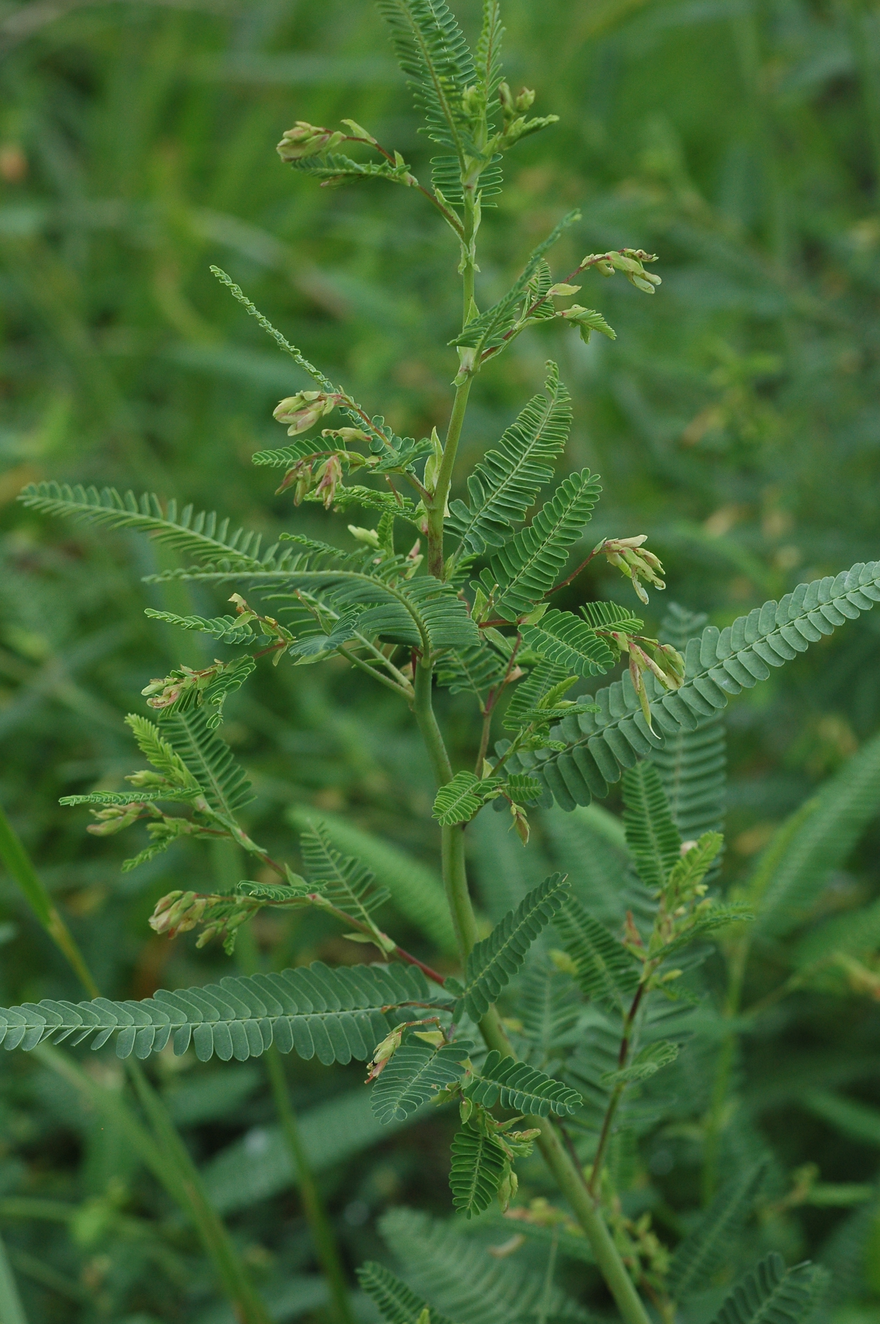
left=436, top=641, right=508, bottom=701
left=432, top=772, right=496, bottom=826
left=622, top=762, right=681, bottom=893
left=18, top=483, right=268, bottom=569
left=379, top=1208, right=588, bottom=1324
left=553, top=894, right=640, bottom=1007
left=357, top=1263, right=456, bottom=1324
left=449, top=1121, right=507, bottom=1215
left=669, top=1159, right=768, bottom=1303
left=709, top=1253, right=825, bottom=1324
left=143, top=609, right=259, bottom=645
left=447, top=364, right=571, bottom=554
left=0, top=962, right=438, bottom=1063
left=463, top=873, right=569, bottom=1018
left=485, top=470, right=602, bottom=621
left=475, top=0, right=504, bottom=103
left=509, top=562, right=880, bottom=810
left=521, top=607, right=615, bottom=676
left=371, top=1042, right=470, bottom=1123
left=300, top=823, right=390, bottom=924
left=159, top=709, right=254, bottom=815
left=376, top=0, right=475, bottom=154
left=463, top=1049, right=583, bottom=1116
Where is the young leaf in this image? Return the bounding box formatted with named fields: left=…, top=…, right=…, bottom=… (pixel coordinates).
left=376, top=0, right=475, bottom=154
left=144, top=609, right=259, bottom=645
left=601, top=1039, right=679, bottom=1088
left=487, top=469, right=602, bottom=620
left=463, top=1049, right=583, bottom=1116
left=432, top=771, right=498, bottom=826
left=299, top=823, right=390, bottom=923
left=447, top=363, right=572, bottom=554
left=449, top=1121, right=508, bottom=1216
left=371, top=1042, right=470, bottom=1123
left=463, top=873, right=570, bottom=1018
left=159, top=709, right=254, bottom=816
left=520, top=607, right=615, bottom=676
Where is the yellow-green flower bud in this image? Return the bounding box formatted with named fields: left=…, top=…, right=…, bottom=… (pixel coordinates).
left=276, top=122, right=344, bottom=162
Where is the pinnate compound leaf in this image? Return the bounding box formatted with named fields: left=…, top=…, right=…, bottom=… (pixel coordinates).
left=709, top=1253, right=826, bottom=1324
left=159, top=709, right=254, bottom=815
left=144, top=609, right=259, bottom=645
left=463, top=873, right=569, bottom=1018
left=18, top=482, right=268, bottom=568
left=510, top=562, right=880, bottom=811
left=433, top=772, right=496, bottom=826
left=447, top=364, right=572, bottom=555
left=669, top=1159, right=768, bottom=1303
left=376, top=0, right=475, bottom=153
left=553, top=895, right=640, bottom=1007
left=623, top=762, right=681, bottom=893
left=601, top=1039, right=679, bottom=1087
left=463, top=1049, right=583, bottom=1116
left=449, top=1121, right=508, bottom=1216
left=0, top=962, right=438, bottom=1064
left=487, top=470, right=602, bottom=621
left=521, top=607, right=615, bottom=677
left=357, top=1262, right=457, bottom=1324
left=371, top=1042, right=471, bottom=1123
left=300, top=823, right=390, bottom=922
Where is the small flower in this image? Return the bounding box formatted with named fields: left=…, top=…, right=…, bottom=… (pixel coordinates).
left=598, top=535, right=666, bottom=604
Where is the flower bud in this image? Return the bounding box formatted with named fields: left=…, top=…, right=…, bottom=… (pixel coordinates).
left=276, top=122, right=344, bottom=162
left=87, top=803, right=144, bottom=836
left=498, top=82, right=516, bottom=116
left=515, top=87, right=536, bottom=112
left=365, top=1025, right=405, bottom=1081
left=273, top=391, right=341, bottom=436
left=314, top=454, right=343, bottom=508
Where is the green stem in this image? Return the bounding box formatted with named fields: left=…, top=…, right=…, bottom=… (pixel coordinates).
left=588, top=981, right=647, bottom=1196
left=427, top=195, right=477, bottom=580
left=478, top=1011, right=651, bottom=1324
left=265, top=1048, right=354, bottom=1324
left=413, top=673, right=651, bottom=1324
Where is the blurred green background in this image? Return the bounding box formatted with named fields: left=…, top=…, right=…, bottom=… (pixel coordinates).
left=3, top=0, right=880, bottom=1319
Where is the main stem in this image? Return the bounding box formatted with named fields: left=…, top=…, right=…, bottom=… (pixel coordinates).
left=415, top=183, right=651, bottom=1324
left=415, top=670, right=650, bottom=1324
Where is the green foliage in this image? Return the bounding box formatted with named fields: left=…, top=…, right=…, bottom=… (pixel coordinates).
left=482, top=468, right=602, bottom=621
left=0, top=962, right=436, bottom=1064
left=668, top=1160, right=768, bottom=1303
left=447, top=362, right=571, bottom=554
left=358, top=1262, right=456, bottom=1324
left=512, top=565, right=880, bottom=810
left=520, top=607, right=615, bottom=677
left=622, top=762, right=682, bottom=893
left=709, top=1253, right=825, bottom=1324
left=371, top=1041, right=470, bottom=1122
left=160, top=709, right=254, bottom=815
left=449, top=1120, right=508, bottom=1215
left=462, top=1048, right=583, bottom=1116
left=299, top=823, right=390, bottom=922
left=743, top=728, right=880, bottom=937
left=462, top=873, right=569, bottom=1017
left=7, top=0, right=880, bottom=1320
left=553, top=894, right=640, bottom=1007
